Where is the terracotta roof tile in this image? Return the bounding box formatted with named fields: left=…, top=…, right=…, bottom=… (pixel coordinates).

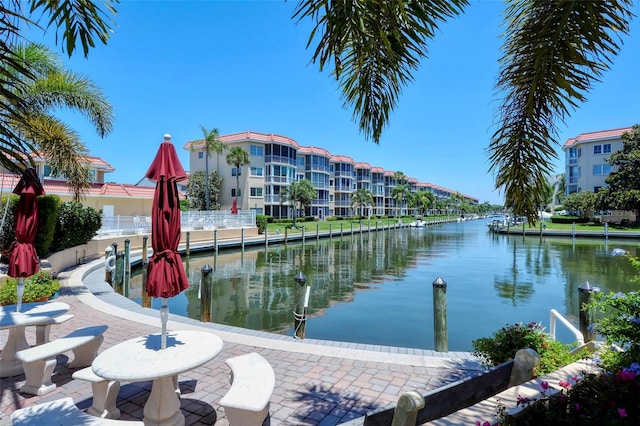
left=298, top=146, right=331, bottom=157
left=355, top=162, right=371, bottom=169
left=185, top=131, right=300, bottom=150
left=563, top=126, right=633, bottom=148
left=330, top=155, right=355, bottom=164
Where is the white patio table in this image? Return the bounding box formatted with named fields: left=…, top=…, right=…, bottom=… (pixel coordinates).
left=0, top=301, right=71, bottom=377
left=92, top=330, right=223, bottom=426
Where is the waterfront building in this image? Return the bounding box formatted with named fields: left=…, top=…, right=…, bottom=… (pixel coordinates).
left=185, top=130, right=479, bottom=219
left=562, top=126, right=633, bottom=196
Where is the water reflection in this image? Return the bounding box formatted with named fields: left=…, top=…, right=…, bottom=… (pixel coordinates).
left=128, top=221, right=640, bottom=351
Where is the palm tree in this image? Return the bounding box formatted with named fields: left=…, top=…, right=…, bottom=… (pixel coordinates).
left=391, top=183, right=410, bottom=218
left=5, top=43, right=114, bottom=199
left=351, top=188, right=374, bottom=218
left=225, top=146, right=250, bottom=210
left=281, top=178, right=316, bottom=228
left=293, top=1, right=634, bottom=223
left=414, top=190, right=436, bottom=216
left=392, top=171, right=407, bottom=217
left=194, top=126, right=226, bottom=210
left=1, top=1, right=117, bottom=180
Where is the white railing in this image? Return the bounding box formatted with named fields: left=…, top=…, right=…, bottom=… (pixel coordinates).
left=549, top=308, right=584, bottom=345
left=96, top=210, right=256, bottom=238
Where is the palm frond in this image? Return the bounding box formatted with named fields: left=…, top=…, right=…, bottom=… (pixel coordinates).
left=489, top=0, right=634, bottom=222
left=294, top=0, right=468, bottom=142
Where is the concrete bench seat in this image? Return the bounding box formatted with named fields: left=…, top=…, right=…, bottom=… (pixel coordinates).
left=73, top=366, right=122, bottom=419
left=34, top=313, right=74, bottom=345
left=15, top=325, right=108, bottom=395
left=220, top=352, right=275, bottom=426
left=11, top=397, right=143, bottom=425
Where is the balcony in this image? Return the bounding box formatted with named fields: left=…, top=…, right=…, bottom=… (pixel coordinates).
left=265, top=155, right=297, bottom=167
left=265, top=175, right=294, bottom=184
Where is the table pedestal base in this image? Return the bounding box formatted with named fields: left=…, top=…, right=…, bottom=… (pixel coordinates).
left=143, top=376, right=184, bottom=426
left=0, top=327, right=28, bottom=377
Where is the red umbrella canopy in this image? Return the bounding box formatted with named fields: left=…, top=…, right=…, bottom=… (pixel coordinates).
left=231, top=198, right=238, bottom=214
left=8, top=168, right=44, bottom=278
left=144, top=135, right=189, bottom=298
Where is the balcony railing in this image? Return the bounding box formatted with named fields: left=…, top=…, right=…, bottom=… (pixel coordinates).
left=97, top=210, right=256, bottom=238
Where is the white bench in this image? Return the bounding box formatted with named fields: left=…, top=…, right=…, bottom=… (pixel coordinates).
left=34, top=314, right=74, bottom=345
left=15, top=325, right=108, bottom=395
left=73, top=366, right=122, bottom=419
left=220, top=352, right=275, bottom=426
left=11, top=397, right=143, bottom=425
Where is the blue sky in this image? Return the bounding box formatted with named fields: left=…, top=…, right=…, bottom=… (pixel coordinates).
left=28, top=0, right=640, bottom=204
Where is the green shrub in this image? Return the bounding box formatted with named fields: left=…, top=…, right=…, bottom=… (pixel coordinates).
left=49, top=202, right=102, bottom=253
left=472, top=322, right=582, bottom=376
left=550, top=215, right=588, bottom=224
left=255, top=214, right=268, bottom=234
left=0, top=271, right=60, bottom=305
left=34, top=195, right=60, bottom=256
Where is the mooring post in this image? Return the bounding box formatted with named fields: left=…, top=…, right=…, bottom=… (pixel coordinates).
left=141, top=236, right=151, bottom=308
left=316, top=223, right=320, bottom=242
left=604, top=222, right=609, bottom=240
left=241, top=228, right=245, bottom=252
left=293, top=272, right=308, bottom=339
left=200, top=264, right=212, bottom=323
left=214, top=229, right=218, bottom=255
left=265, top=228, right=269, bottom=248
left=572, top=222, right=576, bottom=238
left=186, top=231, right=190, bottom=256
left=285, top=226, right=288, bottom=245
left=104, top=246, right=114, bottom=285
left=114, top=252, right=124, bottom=295
left=329, top=223, right=332, bottom=240
left=124, top=239, right=131, bottom=298
left=340, top=223, right=343, bottom=237
left=433, top=277, right=448, bottom=352
left=579, top=281, right=601, bottom=342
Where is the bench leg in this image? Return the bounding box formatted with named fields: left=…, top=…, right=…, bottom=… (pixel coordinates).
left=224, top=403, right=270, bottom=426
left=19, top=358, right=57, bottom=396
left=87, top=380, right=121, bottom=419
left=35, top=324, right=52, bottom=345
left=69, top=336, right=104, bottom=368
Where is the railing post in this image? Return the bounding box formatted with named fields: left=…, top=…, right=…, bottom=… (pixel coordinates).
left=579, top=281, right=601, bottom=342
left=391, top=390, right=425, bottom=426
left=200, top=264, right=212, bottom=323
left=433, top=277, right=448, bottom=352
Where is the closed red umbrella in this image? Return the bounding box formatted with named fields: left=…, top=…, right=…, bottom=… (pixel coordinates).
left=8, top=168, right=44, bottom=312
left=145, top=134, right=189, bottom=348
left=231, top=198, right=238, bottom=214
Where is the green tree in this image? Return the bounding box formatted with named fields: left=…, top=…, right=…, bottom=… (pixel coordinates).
left=597, top=125, right=640, bottom=214
left=1, top=1, right=117, bottom=185
left=563, top=191, right=597, bottom=220
left=351, top=188, right=373, bottom=218
left=281, top=178, right=316, bottom=228
left=293, top=0, right=634, bottom=223
left=194, top=126, right=226, bottom=210
left=5, top=43, right=114, bottom=199
left=392, top=171, right=407, bottom=217
left=185, top=170, right=223, bottom=211
left=225, top=146, right=250, bottom=210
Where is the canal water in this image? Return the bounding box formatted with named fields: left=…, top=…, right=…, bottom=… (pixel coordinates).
left=126, top=219, right=640, bottom=351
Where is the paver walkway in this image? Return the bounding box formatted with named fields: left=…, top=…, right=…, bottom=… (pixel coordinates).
left=1, top=259, right=482, bottom=425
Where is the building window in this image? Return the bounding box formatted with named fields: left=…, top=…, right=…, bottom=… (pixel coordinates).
left=250, top=167, right=263, bottom=177
left=231, top=168, right=242, bottom=177
left=593, top=144, right=612, bottom=155
left=231, top=188, right=241, bottom=197
left=198, top=152, right=204, bottom=159
left=88, top=169, right=97, bottom=183
left=250, top=145, right=264, bottom=156
left=297, top=157, right=305, bottom=166
left=250, top=187, right=263, bottom=197
left=592, top=164, right=611, bottom=175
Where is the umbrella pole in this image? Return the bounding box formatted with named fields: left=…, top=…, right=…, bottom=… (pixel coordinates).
left=16, top=277, right=25, bottom=312
left=161, top=297, right=168, bottom=349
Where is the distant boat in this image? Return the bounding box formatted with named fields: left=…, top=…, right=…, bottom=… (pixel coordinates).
left=410, top=219, right=426, bottom=228
left=612, top=248, right=627, bottom=256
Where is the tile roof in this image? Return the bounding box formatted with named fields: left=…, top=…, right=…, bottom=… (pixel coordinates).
left=355, top=162, right=371, bottom=169
left=330, top=155, right=355, bottom=164
left=184, top=131, right=300, bottom=150
left=26, top=152, right=115, bottom=172
left=298, top=146, right=331, bottom=157
left=563, top=126, right=633, bottom=148
left=371, top=167, right=385, bottom=173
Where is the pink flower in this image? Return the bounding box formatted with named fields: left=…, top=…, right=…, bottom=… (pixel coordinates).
left=516, top=395, right=531, bottom=405
left=616, top=370, right=637, bottom=382
left=571, top=375, right=579, bottom=382
left=618, top=408, right=627, bottom=418
left=559, top=380, right=571, bottom=389
left=540, top=380, right=549, bottom=390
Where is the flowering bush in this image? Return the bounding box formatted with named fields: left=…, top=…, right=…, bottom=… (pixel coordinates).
left=472, top=322, right=582, bottom=376
left=0, top=271, right=60, bottom=305
left=588, top=290, right=640, bottom=373
left=491, top=363, right=640, bottom=425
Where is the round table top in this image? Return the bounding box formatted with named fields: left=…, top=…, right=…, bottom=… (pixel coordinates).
left=92, top=330, right=223, bottom=381
left=0, top=302, right=70, bottom=329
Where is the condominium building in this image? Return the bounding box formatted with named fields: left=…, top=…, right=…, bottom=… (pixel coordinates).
left=185, top=131, right=479, bottom=218
left=562, top=126, right=633, bottom=196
